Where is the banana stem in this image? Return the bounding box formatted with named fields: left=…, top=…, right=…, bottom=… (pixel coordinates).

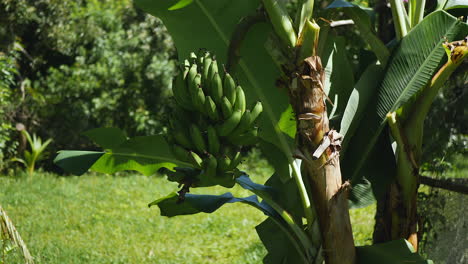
left=262, top=0, right=297, bottom=47
left=409, top=0, right=426, bottom=28
left=389, top=0, right=409, bottom=40
left=289, top=157, right=315, bottom=228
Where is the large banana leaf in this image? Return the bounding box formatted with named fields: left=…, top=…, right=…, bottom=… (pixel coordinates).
left=55, top=128, right=186, bottom=175
left=342, top=11, right=467, bottom=187
left=134, top=0, right=294, bottom=157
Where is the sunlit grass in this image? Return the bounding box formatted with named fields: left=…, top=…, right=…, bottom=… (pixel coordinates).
left=0, top=150, right=376, bottom=263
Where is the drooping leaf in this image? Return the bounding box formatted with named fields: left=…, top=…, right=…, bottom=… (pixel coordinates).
left=327, top=0, right=390, bottom=65
left=134, top=0, right=294, bottom=161
left=236, top=173, right=308, bottom=228
left=91, top=135, right=187, bottom=176
left=149, top=192, right=277, bottom=217
left=356, top=239, right=433, bottom=264
left=340, top=62, right=384, bottom=143
left=55, top=135, right=188, bottom=176
left=343, top=11, right=468, bottom=186
left=236, top=174, right=275, bottom=196
left=54, top=151, right=105, bottom=176
left=83, top=127, right=127, bottom=149
left=256, top=218, right=306, bottom=264
left=321, top=34, right=355, bottom=129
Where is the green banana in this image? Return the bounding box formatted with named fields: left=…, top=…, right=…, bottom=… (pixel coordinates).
left=173, top=130, right=193, bottom=149
left=249, top=101, right=263, bottom=124
left=182, top=59, right=191, bottom=79
left=204, top=154, right=218, bottom=179
left=217, top=155, right=230, bottom=171
left=196, top=50, right=205, bottom=66
left=227, top=151, right=243, bottom=170
left=172, top=74, right=192, bottom=109
left=189, top=73, right=202, bottom=97
left=229, top=110, right=252, bottom=136
left=170, top=119, right=193, bottom=149
left=189, top=52, right=197, bottom=62
left=171, top=108, right=192, bottom=125
left=233, top=85, right=246, bottom=113
left=190, top=124, right=207, bottom=153
left=223, top=73, right=237, bottom=104
left=187, top=63, right=198, bottom=87
left=202, top=54, right=212, bottom=91
left=172, top=145, right=191, bottom=162
left=227, top=127, right=259, bottom=146
left=217, top=110, right=242, bottom=137
left=204, top=96, right=219, bottom=121
left=208, top=59, right=218, bottom=84
left=211, top=72, right=224, bottom=103
left=192, top=87, right=206, bottom=113
left=207, top=125, right=220, bottom=154
left=188, top=151, right=203, bottom=169
left=220, top=96, right=233, bottom=119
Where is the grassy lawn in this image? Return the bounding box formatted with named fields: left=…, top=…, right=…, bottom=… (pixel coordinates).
left=1, top=151, right=375, bottom=263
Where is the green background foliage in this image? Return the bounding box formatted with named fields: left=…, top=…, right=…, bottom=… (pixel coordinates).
left=0, top=0, right=175, bottom=172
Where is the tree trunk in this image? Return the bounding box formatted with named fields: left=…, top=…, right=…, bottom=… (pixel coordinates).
left=290, top=56, right=356, bottom=264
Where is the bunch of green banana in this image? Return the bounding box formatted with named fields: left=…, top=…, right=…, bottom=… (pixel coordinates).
left=167, top=51, right=264, bottom=188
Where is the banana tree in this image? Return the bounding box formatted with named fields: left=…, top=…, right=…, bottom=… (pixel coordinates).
left=54, top=0, right=467, bottom=263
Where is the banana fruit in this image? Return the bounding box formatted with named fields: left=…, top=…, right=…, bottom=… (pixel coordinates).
left=166, top=51, right=264, bottom=189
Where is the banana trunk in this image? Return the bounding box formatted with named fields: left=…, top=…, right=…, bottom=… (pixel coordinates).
left=289, top=56, right=356, bottom=264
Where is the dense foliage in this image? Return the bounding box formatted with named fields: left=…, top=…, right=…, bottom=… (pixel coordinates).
left=0, top=0, right=175, bottom=172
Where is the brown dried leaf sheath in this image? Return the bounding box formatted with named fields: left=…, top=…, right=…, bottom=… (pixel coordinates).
left=289, top=56, right=355, bottom=264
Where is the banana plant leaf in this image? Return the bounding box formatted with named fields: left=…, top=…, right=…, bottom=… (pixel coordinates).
left=149, top=192, right=277, bottom=217
left=342, top=11, right=468, bottom=190
left=256, top=218, right=306, bottom=264
left=55, top=128, right=187, bottom=176
left=327, top=0, right=389, bottom=65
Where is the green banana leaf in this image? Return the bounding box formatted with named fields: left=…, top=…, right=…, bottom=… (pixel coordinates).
left=356, top=239, right=433, bottom=264
left=150, top=192, right=276, bottom=217
left=55, top=128, right=187, bottom=176
left=327, top=0, right=390, bottom=65
left=134, top=0, right=295, bottom=157
left=54, top=151, right=104, bottom=175
left=342, top=11, right=468, bottom=190
left=256, top=218, right=306, bottom=264
left=321, top=34, right=355, bottom=128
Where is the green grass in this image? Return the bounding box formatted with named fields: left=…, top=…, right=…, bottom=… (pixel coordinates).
left=0, top=151, right=375, bottom=263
